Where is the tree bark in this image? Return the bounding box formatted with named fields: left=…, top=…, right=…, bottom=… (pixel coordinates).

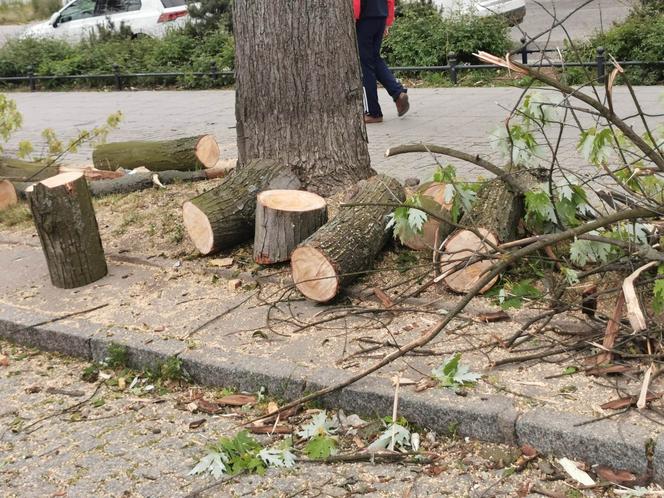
left=291, top=174, right=405, bottom=302
left=254, top=190, right=327, bottom=264
left=27, top=172, right=107, bottom=289
left=0, top=157, right=59, bottom=182
left=92, top=135, right=220, bottom=172
left=233, top=0, right=373, bottom=195
left=183, top=159, right=300, bottom=255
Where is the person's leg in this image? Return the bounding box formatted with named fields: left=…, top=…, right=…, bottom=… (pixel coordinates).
left=371, top=19, right=406, bottom=102
left=356, top=18, right=383, bottom=118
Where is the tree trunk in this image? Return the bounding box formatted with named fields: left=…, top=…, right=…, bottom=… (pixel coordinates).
left=233, top=0, right=373, bottom=195
left=92, top=135, right=220, bottom=172
left=27, top=172, right=107, bottom=289
left=291, top=174, right=405, bottom=303
left=402, top=181, right=455, bottom=251
left=0, top=157, right=59, bottom=182
left=254, top=190, right=327, bottom=264
left=183, top=159, right=300, bottom=255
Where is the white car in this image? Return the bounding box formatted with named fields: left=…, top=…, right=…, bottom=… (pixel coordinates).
left=22, top=0, right=190, bottom=42
left=431, top=0, right=526, bottom=24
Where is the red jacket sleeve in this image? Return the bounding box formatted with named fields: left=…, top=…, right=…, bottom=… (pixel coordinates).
left=387, top=0, right=395, bottom=26
left=354, top=0, right=361, bottom=20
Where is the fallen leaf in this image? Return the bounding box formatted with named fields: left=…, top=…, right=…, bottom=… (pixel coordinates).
left=521, top=444, right=538, bottom=458
left=194, top=399, right=223, bottom=415
left=266, top=401, right=279, bottom=415
left=218, top=394, right=257, bottom=406
left=558, top=457, right=595, bottom=486
left=595, top=466, right=636, bottom=484
left=189, top=418, right=206, bottom=429
left=118, top=377, right=126, bottom=390
left=601, top=392, right=661, bottom=410
left=476, top=311, right=510, bottom=323
left=424, top=464, right=447, bottom=476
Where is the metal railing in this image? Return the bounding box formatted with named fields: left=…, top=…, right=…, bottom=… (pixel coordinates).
left=1, top=42, right=662, bottom=91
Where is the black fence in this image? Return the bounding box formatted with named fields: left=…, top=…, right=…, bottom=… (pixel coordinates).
left=1, top=44, right=663, bottom=91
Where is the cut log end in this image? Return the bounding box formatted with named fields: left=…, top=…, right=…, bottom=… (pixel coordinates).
left=37, top=171, right=84, bottom=189
left=291, top=246, right=339, bottom=302
left=257, top=189, right=326, bottom=212
left=439, top=228, right=499, bottom=294
left=0, top=180, right=18, bottom=210
left=183, top=201, right=215, bottom=255
left=196, top=135, right=221, bottom=169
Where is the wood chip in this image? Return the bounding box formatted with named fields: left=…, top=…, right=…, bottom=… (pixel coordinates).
left=228, top=279, right=242, bottom=291
left=209, top=257, right=234, bottom=268
left=601, top=392, right=662, bottom=410
left=373, top=288, right=394, bottom=308
left=595, top=466, right=636, bottom=485
left=623, top=262, right=657, bottom=332
left=218, top=394, right=256, bottom=406
left=189, top=418, right=206, bottom=429
left=557, top=457, right=595, bottom=486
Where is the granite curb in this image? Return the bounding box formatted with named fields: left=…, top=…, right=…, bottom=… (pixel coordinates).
left=0, top=302, right=655, bottom=481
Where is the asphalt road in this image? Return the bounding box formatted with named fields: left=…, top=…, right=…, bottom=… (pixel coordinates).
left=512, top=0, right=636, bottom=48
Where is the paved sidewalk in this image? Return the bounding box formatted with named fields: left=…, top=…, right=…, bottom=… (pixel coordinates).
left=6, top=86, right=663, bottom=182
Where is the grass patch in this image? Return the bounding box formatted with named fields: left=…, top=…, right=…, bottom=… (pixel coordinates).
left=0, top=204, right=31, bottom=228
left=0, top=0, right=60, bottom=25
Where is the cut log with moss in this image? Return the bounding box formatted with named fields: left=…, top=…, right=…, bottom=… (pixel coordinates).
left=0, top=158, right=59, bottom=182
left=93, top=135, right=220, bottom=172
left=291, top=174, right=405, bottom=303
left=254, top=190, right=327, bottom=264
left=27, top=172, right=107, bottom=289
left=402, top=181, right=454, bottom=251
left=438, top=169, right=538, bottom=294
left=183, top=159, right=300, bottom=255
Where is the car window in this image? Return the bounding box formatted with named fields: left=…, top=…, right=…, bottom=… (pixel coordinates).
left=96, top=0, right=142, bottom=15
left=59, top=0, right=98, bottom=23
left=160, top=0, right=185, bottom=7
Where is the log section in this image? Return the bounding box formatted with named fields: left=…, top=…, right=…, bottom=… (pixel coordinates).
left=93, top=135, right=220, bottom=172
left=402, top=181, right=454, bottom=251
left=27, top=172, right=107, bottom=289
left=291, top=174, right=405, bottom=302
left=253, top=190, right=327, bottom=264
left=0, top=158, right=59, bottom=182
left=183, top=159, right=299, bottom=255
left=438, top=228, right=498, bottom=294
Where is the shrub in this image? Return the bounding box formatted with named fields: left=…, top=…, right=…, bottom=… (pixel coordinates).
left=564, top=2, right=664, bottom=85
left=382, top=2, right=513, bottom=69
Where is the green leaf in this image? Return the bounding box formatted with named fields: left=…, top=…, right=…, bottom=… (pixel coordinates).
left=304, top=435, right=337, bottom=459
left=433, top=164, right=457, bottom=183
left=367, top=423, right=412, bottom=452
left=17, top=140, right=33, bottom=159
left=562, top=366, right=579, bottom=375
left=432, top=353, right=481, bottom=388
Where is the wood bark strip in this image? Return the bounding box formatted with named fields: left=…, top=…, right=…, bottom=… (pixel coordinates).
left=291, top=174, right=405, bottom=302
left=183, top=159, right=300, bottom=255
left=27, top=172, right=107, bottom=289
left=253, top=190, right=327, bottom=264
left=92, top=135, right=220, bottom=172
left=622, top=261, right=656, bottom=332
left=233, top=0, right=372, bottom=195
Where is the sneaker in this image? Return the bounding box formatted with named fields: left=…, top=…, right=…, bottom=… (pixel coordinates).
left=364, top=114, right=383, bottom=124
left=395, top=93, right=409, bottom=117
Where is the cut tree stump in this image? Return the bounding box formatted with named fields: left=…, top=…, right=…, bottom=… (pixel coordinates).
left=254, top=189, right=327, bottom=264
left=402, top=181, right=454, bottom=251
left=27, top=172, right=107, bottom=289
left=93, top=135, right=220, bottom=172
left=0, top=157, right=59, bottom=182
left=183, top=159, right=300, bottom=255
left=291, top=174, right=404, bottom=303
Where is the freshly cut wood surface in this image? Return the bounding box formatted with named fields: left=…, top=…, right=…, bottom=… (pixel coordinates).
left=93, top=135, right=220, bottom=172
left=0, top=180, right=18, bottom=209
left=438, top=228, right=498, bottom=294
left=402, top=181, right=454, bottom=251
left=27, top=172, right=107, bottom=289
left=291, top=174, right=405, bottom=302
left=254, top=190, right=327, bottom=264
left=183, top=159, right=299, bottom=255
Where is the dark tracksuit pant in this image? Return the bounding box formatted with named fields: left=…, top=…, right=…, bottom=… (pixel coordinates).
left=356, top=16, right=406, bottom=118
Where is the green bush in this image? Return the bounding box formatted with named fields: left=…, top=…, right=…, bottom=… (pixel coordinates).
left=382, top=2, right=513, bottom=69
left=0, top=24, right=235, bottom=89
left=565, top=2, right=664, bottom=85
